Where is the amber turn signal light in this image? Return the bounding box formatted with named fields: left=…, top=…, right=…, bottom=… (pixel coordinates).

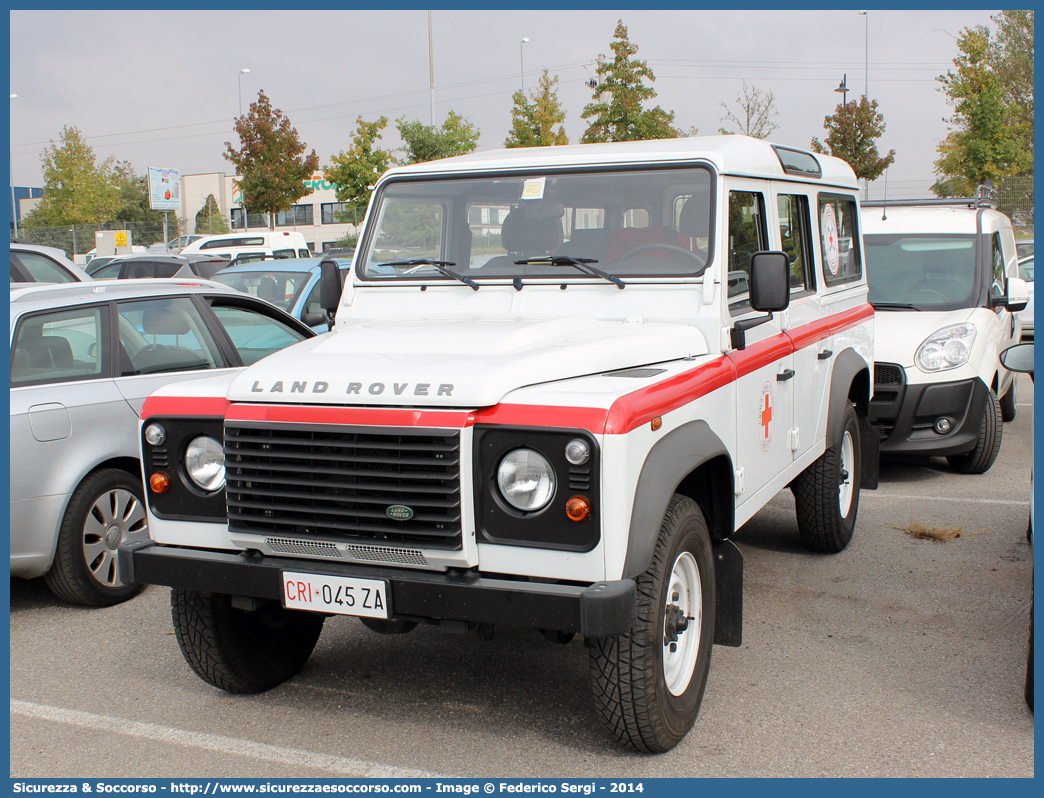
left=565, top=495, right=591, bottom=522
left=149, top=472, right=171, bottom=494
left=651, top=416, right=663, bottom=431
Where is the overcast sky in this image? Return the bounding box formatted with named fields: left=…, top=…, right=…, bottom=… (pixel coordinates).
left=10, top=9, right=1001, bottom=191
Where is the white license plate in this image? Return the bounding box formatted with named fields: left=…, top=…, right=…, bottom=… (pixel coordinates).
left=282, top=571, right=389, bottom=619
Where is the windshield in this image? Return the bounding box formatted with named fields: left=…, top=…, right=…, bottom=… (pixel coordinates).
left=211, top=270, right=312, bottom=311
left=359, top=166, right=713, bottom=282
left=864, top=234, right=979, bottom=310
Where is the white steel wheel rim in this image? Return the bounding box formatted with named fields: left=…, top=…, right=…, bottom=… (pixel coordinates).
left=82, top=488, right=149, bottom=589
left=662, top=550, right=702, bottom=696
left=838, top=430, right=855, bottom=517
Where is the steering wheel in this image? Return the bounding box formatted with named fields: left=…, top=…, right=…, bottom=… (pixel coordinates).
left=906, top=288, right=950, bottom=303
left=615, top=242, right=707, bottom=269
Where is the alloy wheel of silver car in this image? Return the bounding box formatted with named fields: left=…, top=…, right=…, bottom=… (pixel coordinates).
left=82, top=486, right=149, bottom=589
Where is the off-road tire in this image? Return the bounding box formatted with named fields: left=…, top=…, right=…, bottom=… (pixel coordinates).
left=587, top=495, right=715, bottom=753
left=171, top=589, right=325, bottom=694
left=1000, top=379, right=1017, bottom=422
left=792, top=403, right=861, bottom=553
left=947, top=389, right=1003, bottom=474
left=44, top=469, right=148, bottom=607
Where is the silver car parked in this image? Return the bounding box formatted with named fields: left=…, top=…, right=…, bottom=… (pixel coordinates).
left=10, top=279, right=315, bottom=606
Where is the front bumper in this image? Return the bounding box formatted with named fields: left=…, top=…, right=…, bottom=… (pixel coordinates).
left=119, top=541, right=636, bottom=638
left=869, top=368, right=989, bottom=457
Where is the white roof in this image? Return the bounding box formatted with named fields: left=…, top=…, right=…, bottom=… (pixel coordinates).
left=860, top=204, right=1011, bottom=236
left=380, top=135, right=858, bottom=189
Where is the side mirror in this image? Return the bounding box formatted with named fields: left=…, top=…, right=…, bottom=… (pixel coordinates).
left=302, top=312, right=328, bottom=328
left=749, top=252, right=791, bottom=312
left=1003, top=276, right=1030, bottom=312
left=1000, top=341, right=1034, bottom=376
left=319, top=259, right=344, bottom=320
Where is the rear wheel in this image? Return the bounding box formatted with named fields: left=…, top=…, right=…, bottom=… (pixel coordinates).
left=587, top=495, right=714, bottom=753
left=793, top=403, right=861, bottom=552
left=947, top=389, right=1003, bottom=474
left=171, top=589, right=325, bottom=693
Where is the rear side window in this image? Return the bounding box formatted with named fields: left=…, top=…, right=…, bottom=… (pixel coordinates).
left=777, top=194, right=814, bottom=293
left=818, top=194, right=861, bottom=287
left=11, top=305, right=109, bottom=385
left=210, top=304, right=309, bottom=366
left=11, top=251, right=78, bottom=283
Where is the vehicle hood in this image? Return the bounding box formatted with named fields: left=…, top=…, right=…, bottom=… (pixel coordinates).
left=874, top=307, right=976, bottom=368
left=226, top=314, right=709, bottom=407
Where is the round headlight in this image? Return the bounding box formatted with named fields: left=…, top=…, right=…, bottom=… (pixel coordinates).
left=564, top=438, right=590, bottom=465
left=185, top=436, right=226, bottom=492
left=144, top=423, right=166, bottom=446
left=497, top=449, right=555, bottom=512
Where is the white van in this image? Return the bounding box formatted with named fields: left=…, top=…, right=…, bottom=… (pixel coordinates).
left=181, top=231, right=311, bottom=261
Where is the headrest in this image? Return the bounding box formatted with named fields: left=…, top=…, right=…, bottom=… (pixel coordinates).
left=678, top=194, right=710, bottom=239
left=142, top=306, right=192, bottom=336
left=521, top=200, right=565, bottom=220
left=501, top=207, right=564, bottom=254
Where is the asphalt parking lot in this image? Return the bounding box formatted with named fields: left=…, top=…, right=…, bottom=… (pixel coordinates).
left=10, top=376, right=1034, bottom=778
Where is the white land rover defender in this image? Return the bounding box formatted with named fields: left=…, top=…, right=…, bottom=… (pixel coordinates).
left=123, top=136, right=877, bottom=753
left=861, top=192, right=1028, bottom=474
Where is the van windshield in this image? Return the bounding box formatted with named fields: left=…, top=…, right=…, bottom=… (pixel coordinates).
left=864, top=234, right=980, bottom=310
left=211, top=270, right=311, bottom=311
left=358, top=166, right=714, bottom=282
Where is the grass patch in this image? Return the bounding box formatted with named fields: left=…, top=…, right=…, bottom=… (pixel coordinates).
left=894, top=520, right=983, bottom=543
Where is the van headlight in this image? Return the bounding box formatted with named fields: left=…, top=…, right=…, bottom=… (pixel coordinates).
left=915, top=323, right=977, bottom=372
left=185, top=435, right=226, bottom=491
left=497, top=449, right=555, bottom=511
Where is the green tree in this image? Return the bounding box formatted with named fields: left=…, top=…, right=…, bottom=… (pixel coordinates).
left=505, top=70, right=569, bottom=148
left=195, top=194, right=230, bottom=235
left=395, top=110, right=480, bottom=164
left=932, top=13, right=1032, bottom=194
left=810, top=97, right=895, bottom=181
left=580, top=20, right=681, bottom=143
left=22, top=125, right=121, bottom=226
left=718, top=82, right=779, bottom=139
left=224, top=89, right=320, bottom=230
left=324, top=116, right=393, bottom=215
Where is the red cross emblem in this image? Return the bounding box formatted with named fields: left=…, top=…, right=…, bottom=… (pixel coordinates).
left=760, top=382, right=774, bottom=451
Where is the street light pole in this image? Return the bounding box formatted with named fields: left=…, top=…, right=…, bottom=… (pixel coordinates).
left=834, top=74, right=849, bottom=107
left=520, top=37, right=530, bottom=93
left=10, top=93, right=18, bottom=239
left=238, top=68, right=250, bottom=117
left=859, top=11, right=868, bottom=98
left=428, top=11, right=436, bottom=125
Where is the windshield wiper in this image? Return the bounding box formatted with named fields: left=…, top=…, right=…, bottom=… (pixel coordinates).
left=514, top=256, right=625, bottom=290
left=378, top=259, right=479, bottom=291
left=871, top=302, right=920, bottom=310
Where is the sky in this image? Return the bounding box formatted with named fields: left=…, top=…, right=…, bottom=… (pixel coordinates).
left=9, top=8, right=1002, bottom=191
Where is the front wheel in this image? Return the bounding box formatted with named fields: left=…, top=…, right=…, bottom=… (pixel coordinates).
left=171, top=589, right=325, bottom=694
left=947, top=389, right=1003, bottom=474
left=792, top=403, right=861, bottom=552
left=587, top=495, right=715, bottom=753
left=1000, top=378, right=1017, bottom=422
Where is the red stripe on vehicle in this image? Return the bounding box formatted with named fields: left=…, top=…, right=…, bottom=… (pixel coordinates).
left=140, top=396, right=230, bottom=420
left=225, top=404, right=477, bottom=429
left=474, top=404, right=609, bottom=433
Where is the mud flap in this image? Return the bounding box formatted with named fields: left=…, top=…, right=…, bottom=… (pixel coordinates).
left=859, top=413, right=880, bottom=490
left=712, top=538, right=743, bottom=647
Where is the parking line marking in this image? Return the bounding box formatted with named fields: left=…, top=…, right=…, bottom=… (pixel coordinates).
left=11, top=698, right=444, bottom=778
left=863, top=494, right=1030, bottom=506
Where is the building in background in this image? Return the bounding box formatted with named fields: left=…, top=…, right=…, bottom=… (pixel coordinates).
left=10, top=186, right=43, bottom=233
left=179, top=172, right=359, bottom=252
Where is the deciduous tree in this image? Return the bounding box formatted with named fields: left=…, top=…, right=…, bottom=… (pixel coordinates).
left=810, top=97, right=895, bottom=181
left=396, top=110, right=480, bottom=164
left=505, top=70, right=569, bottom=148
left=325, top=116, right=394, bottom=216
left=580, top=20, right=681, bottom=143
left=23, top=125, right=121, bottom=226
left=718, top=82, right=779, bottom=139
left=224, top=89, right=319, bottom=230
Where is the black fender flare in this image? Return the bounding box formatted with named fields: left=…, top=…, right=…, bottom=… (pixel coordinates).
left=622, top=420, right=733, bottom=579
left=827, top=347, right=871, bottom=441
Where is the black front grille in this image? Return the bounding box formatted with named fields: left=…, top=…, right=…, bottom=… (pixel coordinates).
left=875, top=362, right=904, bottom=386
left=224, top=421, right=462, bottom=549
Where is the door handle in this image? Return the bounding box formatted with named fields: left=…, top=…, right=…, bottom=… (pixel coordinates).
left=777, top=369, right=796, bottom=382
left=818, top=349, right=833, bottom=360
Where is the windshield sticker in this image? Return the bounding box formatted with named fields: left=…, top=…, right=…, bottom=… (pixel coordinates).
left=822, top=203, right=840, bottom=275
left=520, top=177, right=546, bottom=201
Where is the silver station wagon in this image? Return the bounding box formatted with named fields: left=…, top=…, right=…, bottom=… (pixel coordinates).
left=9, top=279, right=315, bottom=606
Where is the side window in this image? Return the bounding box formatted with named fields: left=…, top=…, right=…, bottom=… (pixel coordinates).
left=727, top=191, right=767, bottom=313
left=91, top=263, right=123, bottom=281
left=11, top=305, right=108, bottom=385
left=12, top=252, right=78, bottom=283
left=777, top=194, right=813, bottom=293
left=990, top=232, right=1006, bottom=298
left=274, top=248, right=296, bottom=259
left=818, top=195, right=862, bottom=286
left=210, top=304, right=309, bottom=366
left=116, top=297, right=226, bottom=376
left=303, top=280, right=322, bottom=315
left=298, top=248, right=311, bottom=258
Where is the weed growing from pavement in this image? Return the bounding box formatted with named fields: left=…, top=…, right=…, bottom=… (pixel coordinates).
left=894, top=520, right=985, bottom=543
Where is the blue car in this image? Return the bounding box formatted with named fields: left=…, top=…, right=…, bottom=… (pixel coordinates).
left=210, top=257, right=352, bottom=332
